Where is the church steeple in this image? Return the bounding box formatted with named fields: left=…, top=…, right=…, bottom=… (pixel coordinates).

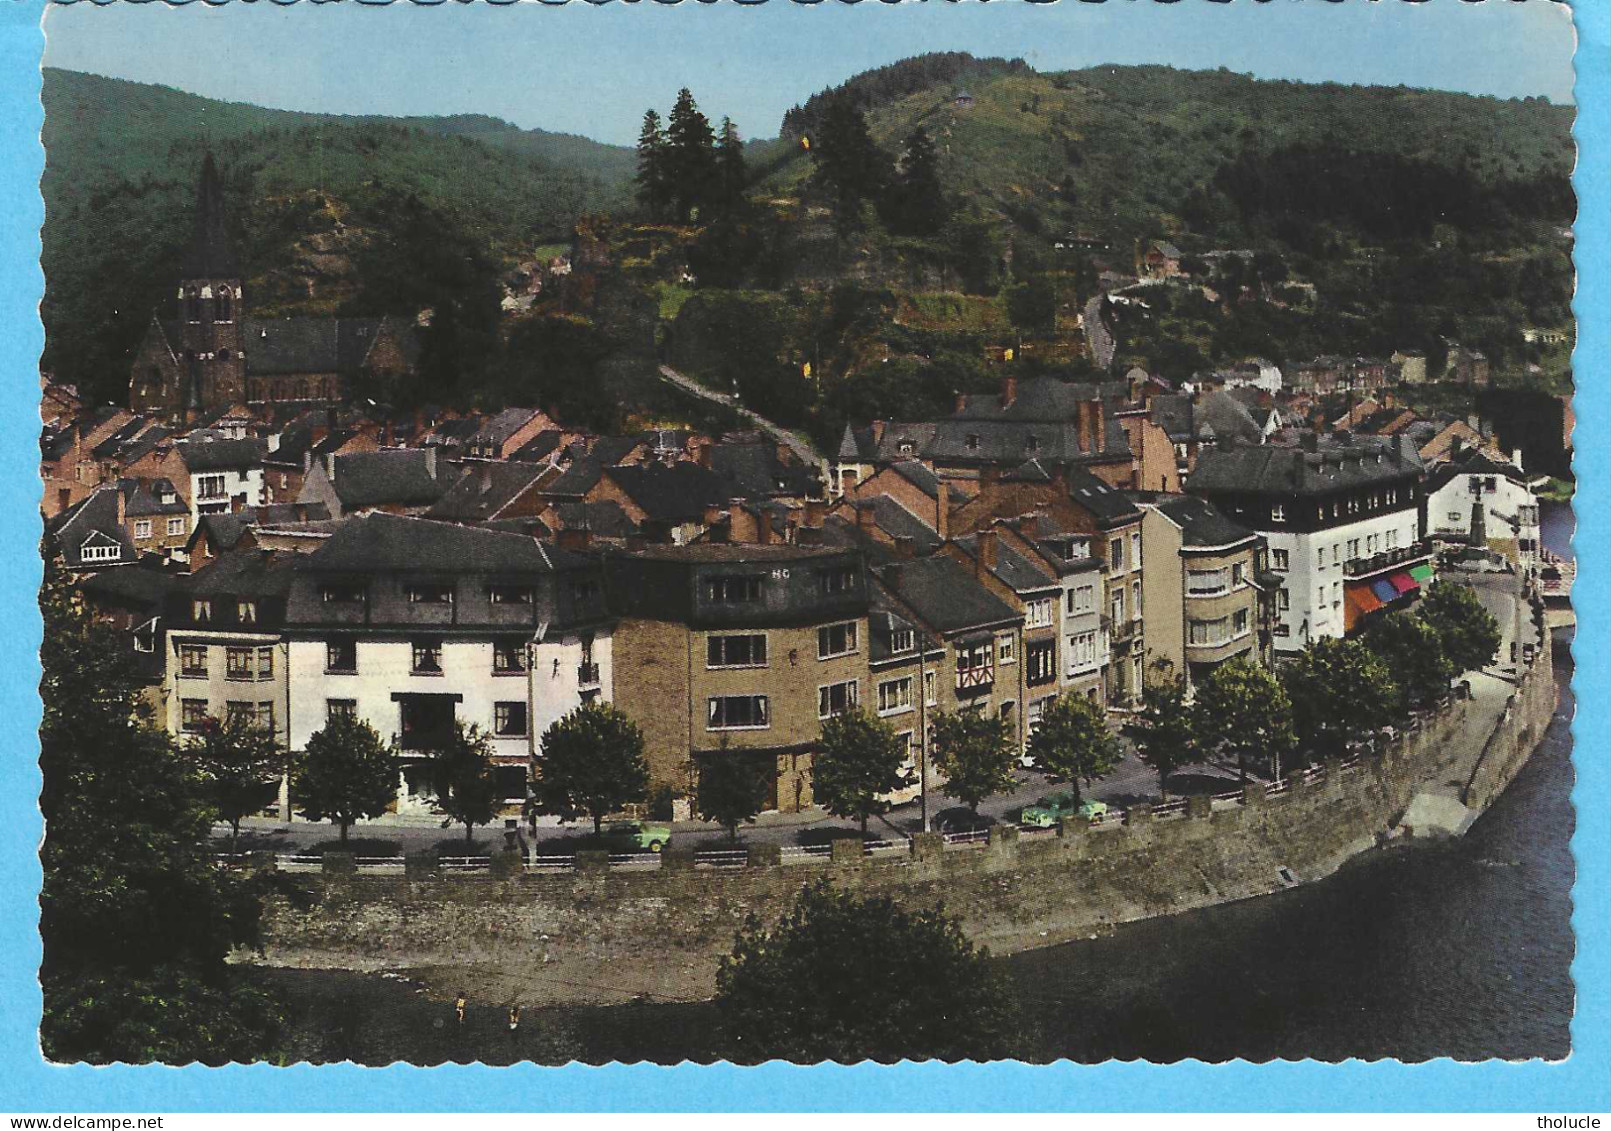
left=181, top=152, right=240, bottom=280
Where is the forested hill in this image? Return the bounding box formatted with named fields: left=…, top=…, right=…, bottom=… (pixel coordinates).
left=40, top=68, right=634, bottom=402
left=763, top=57, right=1576, bottom=240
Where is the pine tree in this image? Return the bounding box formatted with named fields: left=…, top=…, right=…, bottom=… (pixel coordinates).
left=809, top=96, right=890, bottom=238
left=712, top=116, right=749, bottom=221
left=884, top=126, right=949, bottom=237
left=666, top=88, right=717, bottom=224
left=634, top=109, right=672, bottom=222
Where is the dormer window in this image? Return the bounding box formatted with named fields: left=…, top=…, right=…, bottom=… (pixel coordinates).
left=1270, top=504, right=1286, bottom=523
left=965, top=434, right=980, bottom=452
left=1025, top=435, right=1040, bottom=452
left=321, top=582, right=365, bottom=604
left=890, top=627, right=915, bottom=654
left=819, top=567, right=856, bottom=595
left=237, top=600, right=257, bottom=624
left=488, top=585, right=533, bottom=605
left=193, top=599, right=213, bottom=622
left=406, top=582, right=454, bottom=605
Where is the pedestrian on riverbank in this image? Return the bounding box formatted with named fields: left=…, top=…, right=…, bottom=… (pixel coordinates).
left=508, top=1004, right=521, bottom=1036
left=455, top=991, right=467, bottom=1027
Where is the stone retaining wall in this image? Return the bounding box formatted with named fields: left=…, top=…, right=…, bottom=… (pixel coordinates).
left=254, top=633, right=1557, bottom=1003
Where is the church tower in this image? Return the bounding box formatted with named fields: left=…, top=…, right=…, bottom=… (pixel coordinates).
left=173, top=153, right=246, bottom=417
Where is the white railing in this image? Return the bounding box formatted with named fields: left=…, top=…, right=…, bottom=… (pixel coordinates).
left=694, top=849, right=750, bottom=869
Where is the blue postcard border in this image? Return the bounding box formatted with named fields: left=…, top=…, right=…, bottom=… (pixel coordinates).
left=0, top=0, right=1605, bottom=1112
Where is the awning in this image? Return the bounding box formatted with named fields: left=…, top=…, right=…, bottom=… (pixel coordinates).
left=1409, top=563, right=1435, bottom=585
left=1371, top=578, right=1399, bottom=603
left=1346, top=585, right=1384, bottom=619
left=1389, top=571, right=1417, bottom=595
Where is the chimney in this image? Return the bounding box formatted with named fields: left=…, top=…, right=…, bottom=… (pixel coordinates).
left=980, top=466, right=1001, bottom=488
left=1092, top=399, right=1106, bottom=452
left=977, top=529, right=998, bottom=576
left=883, top=562, right=903, bottom=592
left=556, top=527, right=591, bottom=551
left=1002, top=373, right=1018, bottom=409
left=424, top=445, right=438, bottom=480
left=114, top=484, right=126, bottom=528
left=756, top=509, right=773, bottom=546
left=267, top=432, right=281, bottom=454
left=870, top=420, right=887, bottom=447
left=479, top=466, right=493, bottom=493
left=384, top=417, right=395, bottom=447
left=703, top=503, right=725, bottom=528
left=894, top=535, right=916, bottom=559
left=804, top=498, right=826, bottom=528
left=1017, top=513, right=1038, bottom=540
left=324, top=452, right=336, bottom=480
left=935, top=485, right=949, bottom=542
left=955, top=392, right=968, bottom=415
left=1076, top=401, right=1093, bottom=453
left=697, top=441, right=714, bottom=470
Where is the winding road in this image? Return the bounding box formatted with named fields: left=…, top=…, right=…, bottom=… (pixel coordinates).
left=656, top=364, right=824, bottom=470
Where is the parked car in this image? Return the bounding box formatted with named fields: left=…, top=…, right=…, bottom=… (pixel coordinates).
left=1019, top=792, right=1108, bottom=827
left=933, top=807, right=995, bottom=836
left=601, top=819, right=671, bottom=853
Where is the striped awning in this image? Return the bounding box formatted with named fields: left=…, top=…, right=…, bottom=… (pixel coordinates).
left=1409, top=563, right=1435, bottom=585
left=1389, top=571, right=1417, bottom=595
left=1347, top=585, right=1384, bottom=619
left=1371, top=578, right=1399, bottom=603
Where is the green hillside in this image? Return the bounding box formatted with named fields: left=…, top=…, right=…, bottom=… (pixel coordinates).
left=40, top=68, right=633, bottom=403
left=764, top=60, right=1575, bottom=243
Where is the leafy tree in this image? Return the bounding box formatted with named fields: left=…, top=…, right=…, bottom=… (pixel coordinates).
left=930, top=709, right=1016, bottom=814
left=696, top=753, right=770, bottom=842
left=292, top=714, right=399, bottom=844
left=40, top=564, right=278, bottom=1063
left=1417, top=580, right=1502, bottom=675
left=532, top=700, right=650, bottom=835
left=427, top=722, right=502, bottom=845
left=1026, top=693, right=1123, bottom=804
left=813, top=708, right=914, bottom=837
left=715, top=881, right=1013, bottom=1062
left=1193, top=658, right=1295, bottom=783
left=883, top=126, right=948, bottom=237
left=666, top=88, right=717, bottom=223
left=1364, top=612, right=1456, bottom=713
left=634, top=109, right=672, bottom=222
left=809, top=96, right=890, bottom=237
left=1279, top=637, right=1399, bottom=761
left=187, top=712, right=286, bottom=856
left=1123, top=677, right=1197, bottom=798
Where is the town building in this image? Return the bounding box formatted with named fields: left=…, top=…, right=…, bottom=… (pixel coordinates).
left=282, top=514, right=612, bottom=815
left=1426, top=447, right=1542, bottom=570
left=604, top=543, right=872, bottom=813
left=1138, top=494, right=1275, bottom=690
left=1188, top=434, right=1429, bottom=654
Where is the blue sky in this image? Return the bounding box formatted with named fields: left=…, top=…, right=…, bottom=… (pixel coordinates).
left=43, top=0, right=1577, bottom=147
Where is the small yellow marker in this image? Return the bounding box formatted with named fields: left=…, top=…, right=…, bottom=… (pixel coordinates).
left=801, top=136, right=811, bottom=151
left=1004, top=348, right=1014, bottom=362
left=803, top=361, right=812, bottom=379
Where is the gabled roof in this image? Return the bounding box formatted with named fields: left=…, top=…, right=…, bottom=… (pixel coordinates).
left=181, top=154, right=240, bottom=279
left=951, top=533, right=1059, bottom=594
left=550, top=500, right=638, bottom=539
left=48, top=487, right=135, bottom=568
left=189, top=547, right=300, bottom=599
left=887, top=460, right=968, bottom=505
left=710, top=442, right=817, bottom=498
left=874, top=555, right=1019, bottom=636
left=239, top=317, right=418, bottom=376
left=590, top=435, right=649, bottom=466
left=178, top=437, right=266, bottom=472
left=325, top=449, right=450, bottom=509
left=510, top=430, right=568, bottom=463
left=303, top=512, right=563, bottom=574
left=952, top=377, right=1115, bottom=423
left=471, top=407, right=543, bottom=447
left=425, top=461, right=549, bottom=522
left=120, top=477, right=188, bottom=517
left=1426, top=448, right=1528, bottom=495
left=604, top=462, right=737, bottom=523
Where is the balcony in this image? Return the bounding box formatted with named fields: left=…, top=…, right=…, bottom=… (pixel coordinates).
left=1109, top=617, right=1143, bottom=645
left=1343, top=540, right=1431, bottom=580
left=577, top=662, right=601, bottom=688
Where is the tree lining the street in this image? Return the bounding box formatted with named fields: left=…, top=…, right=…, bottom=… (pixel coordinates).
left=531, top=700, right=651, bottom=835
left=930, top=708, right=1017, bottom=814
left=1026, top=693, right=1124, bottom=804
left=813, top=708, right=915, bottom=837
left=292, top=714, right=399, bottom=844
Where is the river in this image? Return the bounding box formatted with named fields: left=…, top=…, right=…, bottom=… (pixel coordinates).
left=261, top=502, right=1579, bottom=1064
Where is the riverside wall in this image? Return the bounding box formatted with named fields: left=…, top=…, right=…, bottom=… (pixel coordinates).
left=253, top=630, right=1557, bottom=1005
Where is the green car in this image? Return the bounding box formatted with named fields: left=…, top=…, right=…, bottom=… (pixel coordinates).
left=602, top=820, right=671, bottom=853
left=1019, top=793, right=1108, bottom=828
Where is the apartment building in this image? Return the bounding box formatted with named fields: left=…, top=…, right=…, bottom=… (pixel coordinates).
left=1139, top=494, right=1275, bottom=690
left=1426, top=448, right=1542, bottom=571
left=604, top=543, right=872, bottom=813
left=282, top=513, right=612, bottom=815
left=1189, top=434, right=1428, bottom=654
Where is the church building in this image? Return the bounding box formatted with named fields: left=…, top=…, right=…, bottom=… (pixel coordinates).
left=129, top=155, right=420, bottom=422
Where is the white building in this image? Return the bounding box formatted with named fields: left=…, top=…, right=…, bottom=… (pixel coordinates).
left=1426, top=448, right=1542, bottom=571
left=1189, top=434, right=1430, bottom=655
left=178, top=436, right=266, bottom=522
left=282, top=513, right=612, bottom=816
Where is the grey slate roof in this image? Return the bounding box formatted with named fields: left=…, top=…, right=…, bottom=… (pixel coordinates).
left=303, top=512, right=560, bottom=574
left=1151, top=494, right=1258, bottom=548
left=328, top=449, right=451, bottom=509
left=426, top=462, right=549, bottom=522
left=604, top=463, right=739, bottom=523
left=874, top=555, right=1019, bottom=637
left=550, top=500, right=638, bottom=539
left=510, top=430, right=567, bottom=463
left=178, top=437, right=266, bottom=472
left=49, top=487, right=135, bottom=569
left=182, top=154, right=240, bottom=279
left=471, top=407, right=542, bottom=448
left=589, top=435, right=647, bottom=467
left=711, top=442, right=817, bottom=498
left=120, top=478, right=188, bottom=517
left=1150, top=390, right=1264, bottom=446
left=237, top=317, right=419, bottom=376
left=952, top=377, right=1115, bottom=422
left=951, top=534, right=1058, bottom=594
left=189, top=547, right=300, bottom=600
left=1189, top=434, right=1423, bottom=497
left=1425, top=448, right=1527, bottom=494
